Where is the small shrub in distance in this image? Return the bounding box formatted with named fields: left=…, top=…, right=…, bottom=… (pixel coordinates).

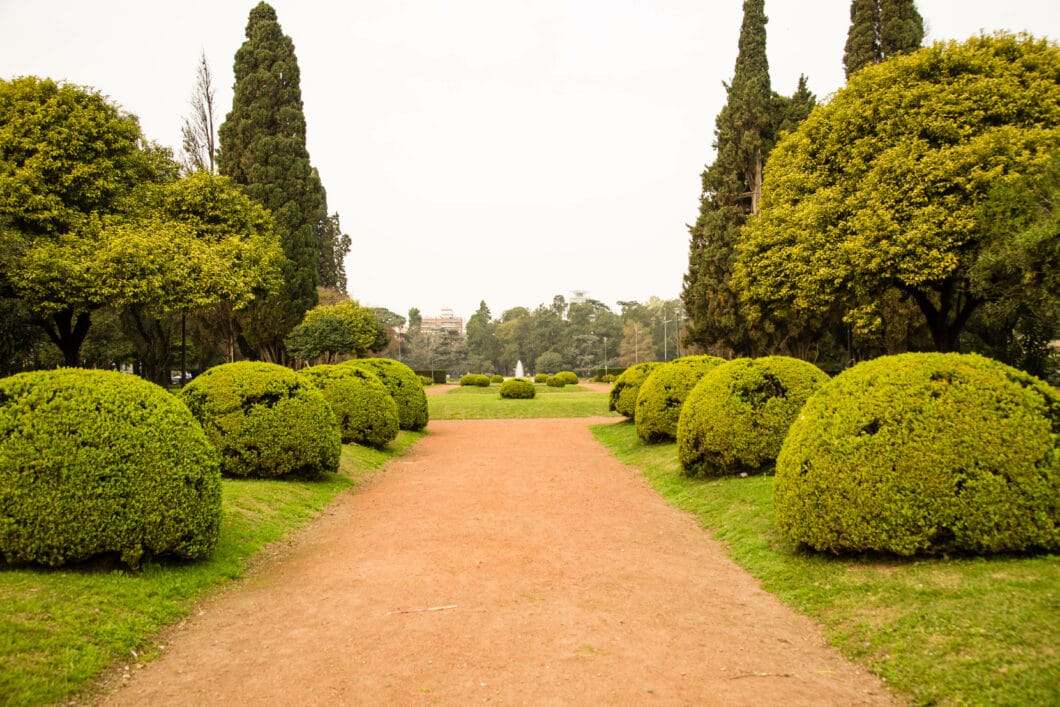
left=599, top=374, right=616, bottom=383
left=418, top=375, right=433, bottom=386
left=341, top=358, right=429, bottom=431
left=300, top=364, right=399, bottom=448
left=635, top=355, right=725, bottom=442
left=0, top=369, right=222, bottom=567
left=774, top=353, right=1060, bottom=556
left=676, top=356, right=828, bottom=476
left=459, top=373, right=491, bottom=387
left=490, top=374, right=504, bottom=384
left=180, top=361, right=341, bottom=479
left=608, top=362, right=662, bottom=418
left=534, top=373, right=549, bottom=383
left=546, top=375, right=566, bottom=388
left=556, top=370, right=579, bottom=385
left=499, top=377, right=536, bottom=399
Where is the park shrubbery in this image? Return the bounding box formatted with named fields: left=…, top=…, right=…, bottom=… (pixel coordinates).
left=555, top=371, right=579, bottom=385
left=341, top=358, right=429, bottom=431
left=499, top=377, right=536, bottom=399
left=180, top=361, right=340, bottom=479
left=546, top=375, right=566, bottom=388
left=300, top=364, right=399, bottom=448
left=534, top=373, right=549, bottom=383
left=0, top=369, right=221, bottom=567
left=460, top=373, right=491, bottom=387
left=608, top=362, right=662, bottom=418
left=774, top=353, right=1060, bottom=556
left=490, top=374, right=504, bottom=384
left=677, top=356, right=827, bottom=476
left=635, top=355, right=724, bottom=442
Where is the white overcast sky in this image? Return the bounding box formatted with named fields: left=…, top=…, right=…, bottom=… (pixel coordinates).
left=1, top=1, right=1057, bottom=322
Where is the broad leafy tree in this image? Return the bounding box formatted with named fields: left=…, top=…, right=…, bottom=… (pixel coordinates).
left=465, top=300, right=499, bottom=372
left=218, top=2, right=326, bottom=360
left=0, top=76, right=171, bottom=366
left=735, top=34, right=1059, bottom=354
left=285, top=300, right=387, bottom=363
left=844, top=0, right=924, bottom=78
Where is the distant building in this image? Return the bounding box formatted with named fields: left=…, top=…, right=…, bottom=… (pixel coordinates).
left=421, top=308, right=464, bottom=336
left=570, top=290, right=589, bottom=305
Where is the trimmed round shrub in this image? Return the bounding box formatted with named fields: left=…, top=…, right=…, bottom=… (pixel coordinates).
left=556, top=370, right=579, bottom=385
left=608, top=362, right=662, bottom=417
left=546, top=375, right=566, bottom=388
left=300, top=364, right=399, bottom=448
left=599, top=374, right=616, bottom=383
left=0, top=369, right=221, bottom=567
left=490, top=374, right=504, bottom=384
left=418, top=375, right=433, bottom=386
left=534, top=373, right=549, bottom=383
left=499, top=377, right=536, bottom=399
left=342, top=358, right=429, bottom=431
left=635, top=356, right=725, bottom=442
left=774, top=353, right=1060, bottom=556
left=677, top=356, right=828, bottom=476
left=180, top=361, right=341, bottom=479
left=459, top=373, right=490, bottom=387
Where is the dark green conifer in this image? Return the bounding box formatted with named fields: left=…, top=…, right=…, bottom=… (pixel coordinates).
left=844, top=0, right=924, bottom=79
left=218, top=2, right=323, bottom=361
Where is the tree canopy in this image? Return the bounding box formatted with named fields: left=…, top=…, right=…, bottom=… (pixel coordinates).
left=285, top=300, right=387, bottom=363
left=844, top=0, right=924, bottom=79
left=735, top=34, right=1060, bottom=354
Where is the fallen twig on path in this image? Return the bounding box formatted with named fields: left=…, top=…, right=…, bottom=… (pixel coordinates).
left=387, top=604, right=458, bottom=615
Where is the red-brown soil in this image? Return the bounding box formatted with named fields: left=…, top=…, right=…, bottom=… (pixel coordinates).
left=99, top=418, right=898, bottom=706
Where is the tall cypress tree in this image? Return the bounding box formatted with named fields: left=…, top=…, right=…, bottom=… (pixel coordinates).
left=683, top=0, right=807, bottom=357
left=218, top=2, right=322, bottom=361
left=844, top=0, right=924, bottom=79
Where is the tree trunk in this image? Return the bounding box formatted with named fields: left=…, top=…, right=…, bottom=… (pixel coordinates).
left=908, top=282, right=979, bottom=354
left=40, top=308, right=92, bottom=367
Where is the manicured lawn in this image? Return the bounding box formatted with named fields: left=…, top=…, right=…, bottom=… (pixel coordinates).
left=428, top=383, right=618, bottom=420
left=591, top=419, right=1060, bottom=706
left=0, top=432, right=422, bottom=706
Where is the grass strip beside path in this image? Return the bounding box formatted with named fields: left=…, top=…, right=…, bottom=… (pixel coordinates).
left=591, top=419, right=1059, bottom=706
left=428, top=383, right=618, bottom=420
left=0, top=432, right=422, bottom=706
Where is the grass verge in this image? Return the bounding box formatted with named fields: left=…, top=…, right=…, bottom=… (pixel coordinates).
left=429, top=383, right=618, bottom=420
left=0, top=431, right=422, bottom=705
left=591, top=419, right=1059, bottom=706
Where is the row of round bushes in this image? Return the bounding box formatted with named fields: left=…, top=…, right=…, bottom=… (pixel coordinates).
left=0, top=357, right=429, bottom=568
left=459, top=373, right=506, bottom=386
left=611, top=352, right=1059, bottom=557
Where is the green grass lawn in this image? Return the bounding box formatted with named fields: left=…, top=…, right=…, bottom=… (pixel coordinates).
left=0, top=432, right=422, bottom=706
left=591, top=419, right=1060, bottom=706
left=428, top=383, right=618, bottom=420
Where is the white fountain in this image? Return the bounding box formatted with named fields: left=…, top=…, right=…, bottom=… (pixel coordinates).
left=514, top=360, right=524, bottom=378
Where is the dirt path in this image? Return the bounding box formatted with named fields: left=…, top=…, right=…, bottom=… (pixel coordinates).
left=101, top=419, right=897, bottom=706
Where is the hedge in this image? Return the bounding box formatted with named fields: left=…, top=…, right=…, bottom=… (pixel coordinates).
left=341, top=358, right=429, bottom=431
left=634, top=355, right=725, bottom=442
left=608, top=362, right=662, bottom=418
left=499, top=378, right=536, bottom=399
left=300, top=364, right=399, bottom=448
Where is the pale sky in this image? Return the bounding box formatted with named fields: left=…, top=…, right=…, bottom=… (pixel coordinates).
left=1, top=1, right=1056, bottom=323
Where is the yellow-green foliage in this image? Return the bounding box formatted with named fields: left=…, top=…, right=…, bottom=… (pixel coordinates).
left=677, top=356, right=828, bottom=476
left=460, top=373, right=490, bottom=387
left=341, top=358, right=429, bottom=431
left=300, top=364, right=399, bottom=448
left=635, top=356, right=725, bottom=442
left=546, top=375, right=566, bottom=387
left=180, top=361, right=340, bottom=479
left=608, top=362, right=661, bottom=417
left=0, top=369, right=221, bottom=567
left=499, top=378, right=536, bottom=399
left=775, top=353, right=1060, bottom=555
left=534, top=373, right=549, bottom=383
left=490, top=374, right=504, bottom=384
left=556, top=371, right=579, bottom=385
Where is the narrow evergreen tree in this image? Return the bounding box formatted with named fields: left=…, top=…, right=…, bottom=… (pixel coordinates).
left=218, top=2, right=322, bottom=361
left=683, top=0, right=813, bottom=356
left=844, top=0, right=924, bottom=79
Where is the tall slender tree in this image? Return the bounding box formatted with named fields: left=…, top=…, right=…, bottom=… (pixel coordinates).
left=683, top=0, right=811, bottom=357
left=843, top=0, right=924, bottom=79
left=180, top=51, right=218, bottom=174
left=218, top=2, right=323, bottom=361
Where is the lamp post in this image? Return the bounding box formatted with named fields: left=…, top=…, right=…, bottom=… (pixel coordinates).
left=603, top=336, right=608, bottom=377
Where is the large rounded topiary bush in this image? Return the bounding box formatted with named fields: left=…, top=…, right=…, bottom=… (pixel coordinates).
left=774, top=353, right=1060, bottom=556
left=300, top=365, right=399, bottom=448
left=342, top=358, right=429, bottom=431
left=499, top=377, right=536, bottom=399
left=608, top=362, right=662, bottom=418
left=677, top=356, right=828, bottom=476
left=180, top=361, right=340, bottom=479
left=556, top=371, right=579, bottom=386
left=0, top=369, right=221, bottom=567
left=634, top=356, right=725, bottom=442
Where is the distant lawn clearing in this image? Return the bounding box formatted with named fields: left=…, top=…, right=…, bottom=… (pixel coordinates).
left=0, top=433, right=422, bottom=706
left=591, top=419, right=1060, bottom=707
left=428, top=383, right=617, bottom=420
